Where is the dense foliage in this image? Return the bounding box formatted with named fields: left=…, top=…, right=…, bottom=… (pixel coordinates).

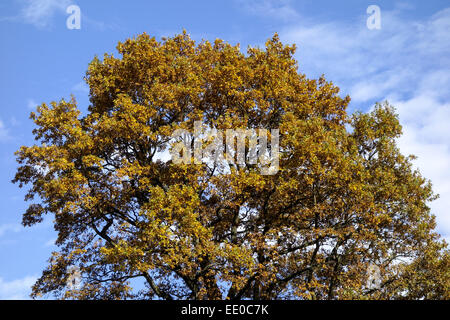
left=13, top=32, right=449, bottom=299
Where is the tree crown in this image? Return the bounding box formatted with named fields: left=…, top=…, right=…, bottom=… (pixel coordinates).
left=13, top=32, right=449, bottom=299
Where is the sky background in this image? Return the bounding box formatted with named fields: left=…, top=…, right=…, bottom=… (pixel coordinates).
left=0, top=0, right=449, bottom=299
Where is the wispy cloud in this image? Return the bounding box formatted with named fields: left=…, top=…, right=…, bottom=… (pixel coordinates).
left=18, top=0, right=73, bottom=28
left=2, top=0, right=116, bottom=31
left=21, top=0, right=71, bottom=27
left=280, top=8, right=450, bottom=102
left=0, top=276, right=37, bottom=299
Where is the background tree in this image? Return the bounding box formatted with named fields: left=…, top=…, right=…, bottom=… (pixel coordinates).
left=13, top=32, right=449, bottom=299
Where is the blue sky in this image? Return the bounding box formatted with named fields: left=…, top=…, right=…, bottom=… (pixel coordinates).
left=0, top=0, right=449, bottom=299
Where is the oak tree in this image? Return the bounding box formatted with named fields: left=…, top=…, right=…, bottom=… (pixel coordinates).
left=13, top=32, right=449, bottom=299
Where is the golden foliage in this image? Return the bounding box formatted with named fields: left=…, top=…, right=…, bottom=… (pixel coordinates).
left=13, top=31, right=449, bottom=300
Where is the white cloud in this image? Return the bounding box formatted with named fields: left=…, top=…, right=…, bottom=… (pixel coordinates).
left=2, top=1, right=113, bottom=31
left=0, top=276, right=37, bottom=299
left=392, top=95, right=450, bottom=237
left=19, top=0, right=72, bottom=28
left=280, top=8, right=450, bottom=103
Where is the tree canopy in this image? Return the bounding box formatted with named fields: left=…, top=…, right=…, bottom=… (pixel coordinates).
left=13, top=31, right=449, bottom=299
